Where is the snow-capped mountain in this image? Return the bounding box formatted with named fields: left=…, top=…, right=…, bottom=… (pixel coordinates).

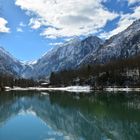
left=0, top=19, right=140, bottom=79
left=32, top=19, right=140, bottom=79
left=80, top=19, right=140, bottom=65
left=0, top=47, right=24, bottom=76
left=23, top=36, right=103, bottom=79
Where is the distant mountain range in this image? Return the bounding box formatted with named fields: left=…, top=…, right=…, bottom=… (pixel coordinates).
left=0, top=19, right=140, bottom=79
left=80, top=19, right=140, bottom=66
left=0, top=47, right=24, bottom=77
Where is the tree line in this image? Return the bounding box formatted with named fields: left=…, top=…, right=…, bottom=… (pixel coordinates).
left=50, top=55, right=140, bottom=88
left=0, top=74, right=39, bottom=91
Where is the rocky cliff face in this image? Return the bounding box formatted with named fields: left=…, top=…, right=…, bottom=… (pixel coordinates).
left=28, top=19, right=140, bottom=79
left=23, top=36, right=103, bottom=79
left=80, top=19, right=140, bottom=65
left=0, top=19, right=140, bottom=79
left=0, top=47, right=24, bottom=76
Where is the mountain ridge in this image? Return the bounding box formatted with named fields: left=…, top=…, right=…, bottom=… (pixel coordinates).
left=0, top=19, right=140, bottom=79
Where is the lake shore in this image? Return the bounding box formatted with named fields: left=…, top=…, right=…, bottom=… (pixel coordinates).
left=105, top=87, right=140, bottom=92
left=4, top=86, right=140, bottom=93
left=5, top=86, right=91, bottom=93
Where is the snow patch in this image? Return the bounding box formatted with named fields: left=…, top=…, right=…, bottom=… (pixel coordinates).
left=105, top=87, right=140, bottom=92
left=7, top=86, right=91, bottom=93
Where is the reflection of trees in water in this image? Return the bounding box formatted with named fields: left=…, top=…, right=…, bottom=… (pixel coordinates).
left=0, top=91, right=140, bottom=140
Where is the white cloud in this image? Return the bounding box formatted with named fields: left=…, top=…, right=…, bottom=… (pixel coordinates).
left=17, top=27, right=23, bottom=32
left=128, top=0, right=140, bottom=5
left=16, top=22, right=26, bottom=32
left=19, top=22, right=26, bottom=27
left=29, top=18, right=42, bottom=29
left=0, top=17, right=10, bottom=33
left=118, top=0, right=140, bottom=5
left=15, top=0, right=118, bottom=38
left=100, top=6, right=140, bottom=39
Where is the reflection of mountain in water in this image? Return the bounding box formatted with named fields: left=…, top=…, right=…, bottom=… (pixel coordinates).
left=0, top=91, right=140, bottom=140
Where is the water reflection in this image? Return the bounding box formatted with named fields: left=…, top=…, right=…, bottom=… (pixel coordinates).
left=0, top=91, right=140, bottom=140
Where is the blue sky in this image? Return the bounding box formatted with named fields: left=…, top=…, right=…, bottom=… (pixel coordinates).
left=0, top=0, right=140, bottom=61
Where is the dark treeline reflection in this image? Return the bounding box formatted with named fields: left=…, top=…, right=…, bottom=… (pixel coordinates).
left=0, top=91, right=140, bottom=140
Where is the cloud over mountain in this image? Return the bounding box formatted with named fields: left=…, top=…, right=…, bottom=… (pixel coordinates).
left=15, top=0, right=118, bottom=39
left=100, top=5, right=140, bottom=38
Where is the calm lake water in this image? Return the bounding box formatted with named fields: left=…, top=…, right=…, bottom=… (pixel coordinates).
left=0, top=91, right=140, bottom=140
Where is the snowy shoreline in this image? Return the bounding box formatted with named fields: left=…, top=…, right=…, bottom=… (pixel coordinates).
left=5, top=86, right=91, bottom=93
left=105, top=87, right=140, bottom=92
left=4, top=86, right=140, bottom=93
